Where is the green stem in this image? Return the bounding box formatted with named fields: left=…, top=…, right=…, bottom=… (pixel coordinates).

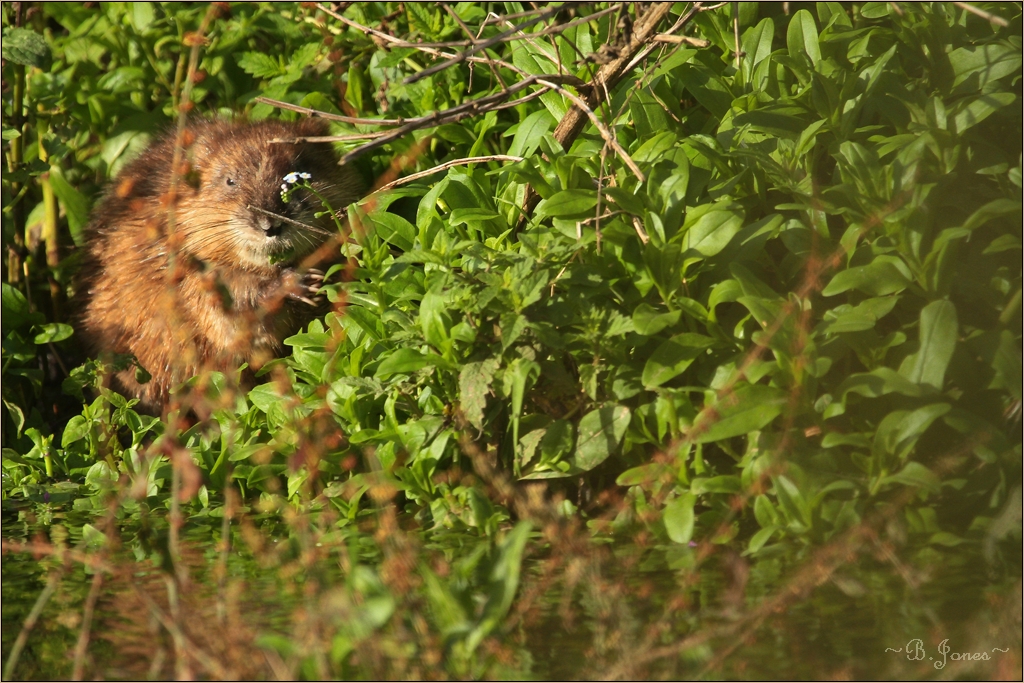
left=37, top=107, right=62, bottom=319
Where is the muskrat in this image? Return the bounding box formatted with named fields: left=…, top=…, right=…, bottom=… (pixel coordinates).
left=75, top=118, right=362, bottom=413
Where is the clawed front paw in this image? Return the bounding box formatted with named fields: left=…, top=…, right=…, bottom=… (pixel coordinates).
left=284, top=268, right=326, bottom=307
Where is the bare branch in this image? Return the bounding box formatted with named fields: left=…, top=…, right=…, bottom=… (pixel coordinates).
left=536, top=78, right=645, bottom=182
left=618, top=1, right=706, bottom=76
left=270, top=133, right=387, bottom=143
left=403, top=6, right=562, bottom=84
left=442, top=2, right=476, bottom=41
left=654, top=34, right=711, bottom=47
left=373, top=155, right=525, bottom=192
left=632, top=216, right=651, bottom=244
left=732, top=1, right=741, bottom=70
left=253, top=97, right=406, bottom=126
left=953, top=1, right=1010, bottom=26
left=481, top=6, right=559, bottom=26
left=246, top=205, right=334, bottom=237
left=336, top=75, right=584, bottom=164
left=515, top=2, right=689, bottom=233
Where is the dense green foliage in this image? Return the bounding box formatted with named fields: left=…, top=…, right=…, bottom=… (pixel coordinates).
left=3, top=2, right=1021, bottom=679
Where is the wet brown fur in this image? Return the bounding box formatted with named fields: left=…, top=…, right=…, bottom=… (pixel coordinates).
left=75, top=118, right=361, bottom=413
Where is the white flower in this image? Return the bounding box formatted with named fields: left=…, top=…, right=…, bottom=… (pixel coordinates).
left=299, top=172, right=311, bottom=180
left=283, top=172, right=300, bottom=184
left=281, top=184, right=288, bottom=191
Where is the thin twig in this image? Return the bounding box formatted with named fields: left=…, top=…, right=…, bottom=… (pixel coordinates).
left=953, top=1, right=1009, bottom=26
left=337, top=78, right=564, bottom=164
left=132, top=580, right=230, bottom=680
left=3, top=571, right=62, bottom=680
left=316, top=2, right=443, bottom=52
left=403, top=6, right=563, bottom=84
left=246, top=205, right=335, bottom=237
left=631, top=216, right=651, bottom=244
left=732, top=2, right=741, bottom=70
left=536, top=78, right=645, bottom=182
left=373, top=155, right=525, bottom=192
left=482, top=6, right=560, bottom=25
left=270, top=132, right=387, bottom=143
left=620, top=1, right=705, bottom=76
left=254, top=97, right=405, bottom=125
left=71, top=570, right=105, bottom=681
left=442, top=2, right=475, bottom=40
left=258, top=77, right=563, bottom=167
left=514, top=2, right=681, bottom=232
left=506, top=5, right=623, bottom=44
left=654, top=33, right=710, bottom=47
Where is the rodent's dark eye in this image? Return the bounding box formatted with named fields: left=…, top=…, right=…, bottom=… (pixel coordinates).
left=225, top=177, right=236, bottom=187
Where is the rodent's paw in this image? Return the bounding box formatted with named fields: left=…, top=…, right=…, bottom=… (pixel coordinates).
left=303, top=268, right=325, bottom=295
left=286, top=268, right=326, bottom=307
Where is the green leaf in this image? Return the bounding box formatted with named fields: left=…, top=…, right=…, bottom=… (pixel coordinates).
left=48, top=167, right=89, bottom=246
left=874, top=403, right=951, bottom=461
left=571, top=405, right=631, bottom=472
left=237, top=52, right=281, bottom=78
left=632, top=304, right=681, bottom=336
left=81, top=523, right=108, bottom=550
left=3, top=282, right=42, bottom=330
left=691, top=475, right=741, bottom=494
left=33, top=323, right=73, bottom=344
left=419, top=287, right=450, bottom=351
left=1, top=27, right=50, bottom=67
left=787, top=10, right=820, bottom=65
left=248, top=383, right=285, bottom=414
left=881, top=461, right=940, bottom=493
left=375, top=348, right=452, bottom=379
left=822, top=256, right=911, bottom=296
left=949, top=43, right=1022, bottom=92
left=371, top=212, right=416, bottom=251
left=679, top=63, right=734, bottom=117
left=664, top=493, right=696, bottom=544
left=827, top=367, right=923, bottom=417
left=616, top=462, right=673, bottom=488
left=642, top=333, right=716, bottom=388
left=692, top=384, right=787, bottom=443
left=459, top=358, right=500, bottom=431
left=130, top=2, right=155, bottom=29
left=680, top=203, right=744, bottom=258
left=929, top=532, right=965, bottom=547
left=61, top=415, right=90, bottom=448
left=467, top=521, right=532, bottom=652
left=746, top=525, right=778, bottom=554
left=953, top=92, right=1016, bottom=135
left=822, top=296, right=899, bottom=334
left=631, top=89, right=670, bottom=139
left=507, top=110, right=555, bottom=158
left=773, top=475, right=811, bottom=528
left=449, top=208, right=500, bottom=226
left=898, top=300, right=958, bottom=390
left=859, top=3, right=890, bottom=19
left=534, top=189, right=599, bottom=219
left=539, top=419, right=574, bottom=462
left=753, top=495, right=781, bottom=527
left=742, top=18, right=776, bottom=73
left=990, top=330, right=1023, bottom=402
left=959, top=198, right=1021, bottom=232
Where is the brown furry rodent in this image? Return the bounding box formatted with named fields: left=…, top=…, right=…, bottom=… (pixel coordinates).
left=75, top=118, right=362, bottom=413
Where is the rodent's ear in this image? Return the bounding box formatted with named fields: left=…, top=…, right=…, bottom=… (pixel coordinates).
left=295, top=117, right=330, bottom=137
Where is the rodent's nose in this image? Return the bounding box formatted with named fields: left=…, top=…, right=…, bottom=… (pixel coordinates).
left=265, top=219, right=284, bottom=237
left=253, top=212, right=285, bottom=237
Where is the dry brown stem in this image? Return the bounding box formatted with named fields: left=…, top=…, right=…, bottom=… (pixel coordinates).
left=514, top=2, right=692, bottom=233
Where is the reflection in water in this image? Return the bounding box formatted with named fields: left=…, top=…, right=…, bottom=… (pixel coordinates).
left=2, top=506, right=1020, bottom=680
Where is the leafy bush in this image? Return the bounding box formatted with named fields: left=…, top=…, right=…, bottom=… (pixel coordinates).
left=3, top=2, right=1021, bottom=679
